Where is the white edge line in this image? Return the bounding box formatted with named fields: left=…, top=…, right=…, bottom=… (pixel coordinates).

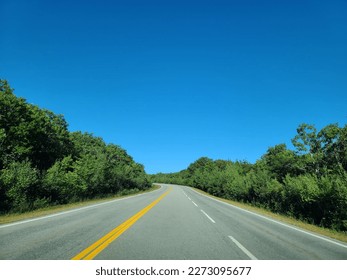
left=192, top=201, right=198, bottom=207
left=0, top=185, right=163, bottom=229
left=189, top=187, right=347, bottom=249
left=201, top=209, right=216, bottom=223
left=229, top=235, right=258, bottom=260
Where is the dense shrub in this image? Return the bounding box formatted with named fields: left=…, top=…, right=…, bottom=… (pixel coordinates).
left=0, top=161, right=39, bottom=212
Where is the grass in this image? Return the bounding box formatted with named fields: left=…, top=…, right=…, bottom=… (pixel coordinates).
left=191, top=187, right=347, bottom=243
left=0, top=184, right=160, bottom=225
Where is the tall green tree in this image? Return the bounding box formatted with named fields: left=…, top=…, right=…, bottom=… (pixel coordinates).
left=318, top=123, right=344, bottom=171
left=262, top=144, right=299, bottom=181
left=0, top=79, right=72, bottom=170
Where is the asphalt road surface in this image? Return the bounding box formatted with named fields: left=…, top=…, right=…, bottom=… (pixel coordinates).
left=1, top=184, right=347, bottom=259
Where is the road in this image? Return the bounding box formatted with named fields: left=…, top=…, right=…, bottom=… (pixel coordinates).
left=1, top=184, right=347, bottom=260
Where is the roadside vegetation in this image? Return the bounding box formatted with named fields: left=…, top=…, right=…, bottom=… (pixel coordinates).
left=2, top=79, right=347, bottom=236
left=152, top=123, right=347, bottom=233
left=0, top=184, right=160, bottom=225
left=191, top=187, right=347, bottom=243
left=0, top=79, right=151, bottom=215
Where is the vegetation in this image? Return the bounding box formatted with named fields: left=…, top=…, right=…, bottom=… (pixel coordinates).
left=0, top=79, right=150, bottom=214
left=0, top=184, right=160, bottom=225
left=2, top=78, right=347, bottom=233
left=152, top=124, right=347, bottom=232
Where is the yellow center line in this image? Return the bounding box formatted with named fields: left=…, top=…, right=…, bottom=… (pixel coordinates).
left=71, top=187, right=172, bottom=260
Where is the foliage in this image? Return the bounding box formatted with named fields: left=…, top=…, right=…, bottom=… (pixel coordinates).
left=2, top=78, right=346, bottom=231
left=43, top=156, right=83, bottom=203
left=0, top=80, right=72, bottom=170
left=0, top=161, right=40, bottom=212
left=152, top=123, right=347, bottom=231
left=0, top=79, right=150, bottom=213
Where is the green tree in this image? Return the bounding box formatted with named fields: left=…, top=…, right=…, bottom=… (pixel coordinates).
left=0, top=79, right=72, bottom=170
left=43, top=156, right=84, bottom=203
left=0, top=161, right=39, bottom=212
left=0, top=80, right=31, bottom=168
left=318, top=173, right=347, bottom=230
left=337, top=125, right=347, bottom=171
left=224, top=164, right=251, bottom=201
left=70, top=131, right=150, bottom=197
left=262, top=144, right=299, bottom=181
left=291, top=123, right=324, bottom=175
left=283, top=174, right=320, bottom=222
left=318, top=123, right=345, bottom=172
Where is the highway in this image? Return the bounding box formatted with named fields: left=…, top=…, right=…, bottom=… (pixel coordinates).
left=0, top=184, right=347, bottom=260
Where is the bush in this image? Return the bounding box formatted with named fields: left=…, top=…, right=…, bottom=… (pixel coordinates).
left=43, top=156, right=85, bottom=204
left=0, top=161, right=39, bottom=212
left=224, top=169, right=250, bottom=201
left=318, top=173, right=347, bottom=230
left=283, top=174, right=320, bottom=222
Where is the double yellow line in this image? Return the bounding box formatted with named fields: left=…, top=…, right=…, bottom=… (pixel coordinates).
left=72, top=188, right=171, bottom=260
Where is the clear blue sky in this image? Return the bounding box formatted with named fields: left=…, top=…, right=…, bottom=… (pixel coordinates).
left=1, top=0, right=346, bottom=174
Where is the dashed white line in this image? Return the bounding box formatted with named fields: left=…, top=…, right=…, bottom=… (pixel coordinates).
left=192, top=201, right=198, bottom=207
left=228, top=235, right=258, bottom=260
left=187, top=197, right=192, bottom=201
left=201, top=210, right=216, bottom=223
left=189, top=187, right=347, bottom=249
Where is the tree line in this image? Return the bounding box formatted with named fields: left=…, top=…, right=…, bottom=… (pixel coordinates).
left=0, top=79, right=150, bottom=213
left=152, top=123, right=347, bottom=231
left=2, top=79, right=347, bottom=232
